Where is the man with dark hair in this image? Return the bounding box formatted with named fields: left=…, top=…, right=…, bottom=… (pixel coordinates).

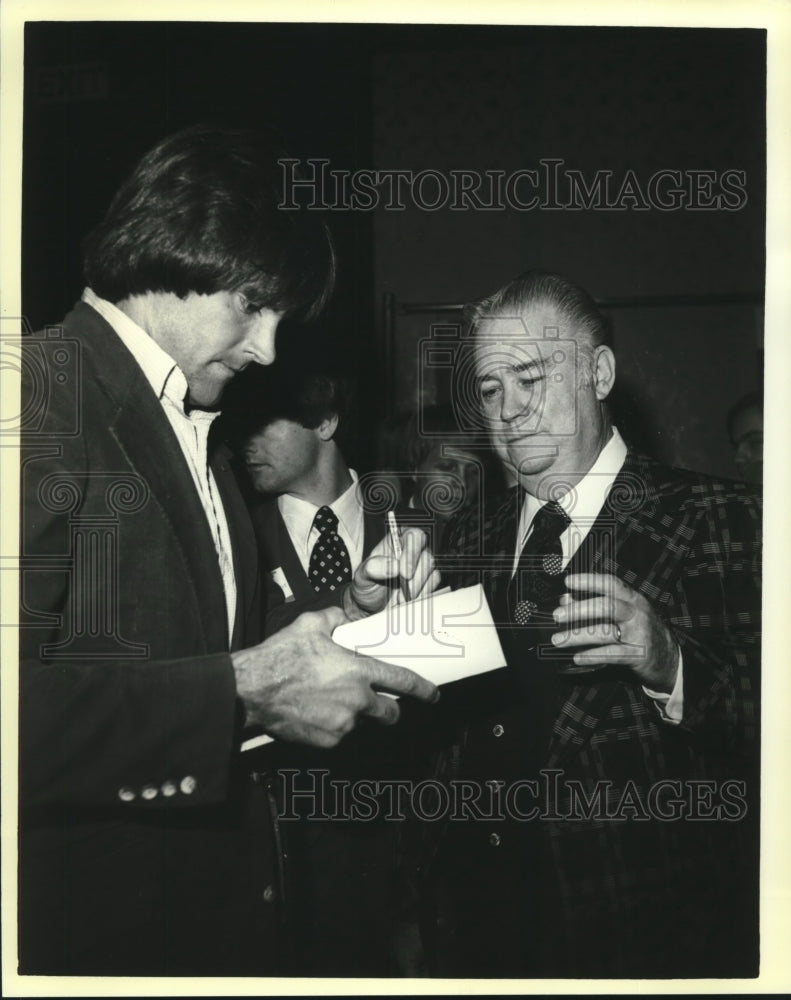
left=219, top=363, right=413, bottom=975
left=82, top=124, right=335, bottom=319
left=727, top=389, right=764, bottom=483
left=416, top=270, right=761, bottom=978
left=19, top=124, right=439, bottom=976
left=223, top=363, right=368, bottom=607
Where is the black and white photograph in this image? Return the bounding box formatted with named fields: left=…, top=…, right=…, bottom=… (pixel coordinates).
left=2, top=1, right=789, bottom=993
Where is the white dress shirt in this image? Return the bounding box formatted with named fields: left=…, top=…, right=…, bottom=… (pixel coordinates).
left=513, top=427, right=683, bottom=723
left=82, top=288, right=237, bottom=642
left=278, top=470, right=365, bottom=576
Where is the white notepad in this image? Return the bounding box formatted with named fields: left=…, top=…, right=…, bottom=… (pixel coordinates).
left=241, top=584, right=506, bottom=751
left=332, top=583, right=506, bottom=685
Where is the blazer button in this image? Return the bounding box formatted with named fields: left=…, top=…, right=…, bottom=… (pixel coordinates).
left=262, top=885, right=277, bottom=903
left=492, top=724, right=505, bottom=738
left=161, top=780, right=177, bottom=797
left=141, top=785, right=158, bottom=800
left=488, top=832, right=502, bottom=847
left=117, top=787, right=135, bottom=802
left=180, top=776, right=197, bottom=795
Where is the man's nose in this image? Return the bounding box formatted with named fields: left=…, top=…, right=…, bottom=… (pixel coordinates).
left=246, top=309, right=280, bottom=366
left=499, top=381, right=525, bottom=422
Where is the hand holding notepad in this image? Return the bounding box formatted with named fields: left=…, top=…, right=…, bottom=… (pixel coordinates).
left=241, top=584, right=505, bottom=751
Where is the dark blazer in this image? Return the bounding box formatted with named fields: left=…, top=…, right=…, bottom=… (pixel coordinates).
left=19, top=302, right=286, bottom=975
left=244, top=490, right=415, bottom=975
left=418, top=450, right=762, bottom=978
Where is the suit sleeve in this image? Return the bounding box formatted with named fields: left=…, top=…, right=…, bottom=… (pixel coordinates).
left=666, top=491, right=761, bottom=755
left=20, top=425, right=240, bottom=811
left=264, top=588, right=343, bottom=636
left=20, top=653, right=239, bottom=809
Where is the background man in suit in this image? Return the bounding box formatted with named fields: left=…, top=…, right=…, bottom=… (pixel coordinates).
left=18, top=124, right=439, bottom=976
left=220, top=366, right=419, bottom=974
left=418, top=270, right=761, bottom=978
left=224, top=366, right=380, bottom=607
left=727, top=388, right=764, bottom=484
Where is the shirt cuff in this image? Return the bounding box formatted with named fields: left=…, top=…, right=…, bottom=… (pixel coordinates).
left=642, top=650, right=684, bottom=725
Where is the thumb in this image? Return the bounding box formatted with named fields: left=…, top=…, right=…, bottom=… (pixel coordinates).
left=356, top=553, right=398, bottom=586
left=314, top=604, right=348, bottom=633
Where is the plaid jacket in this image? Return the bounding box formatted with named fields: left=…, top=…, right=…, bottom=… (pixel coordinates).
left=413, top=451, right=762, bottom=977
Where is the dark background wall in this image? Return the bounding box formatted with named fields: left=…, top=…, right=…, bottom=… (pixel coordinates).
left=371, top=29, right=765, bottom=477
left=22, top=22, right=377, bottom=376
left=22, top=22, right=765, bottom=477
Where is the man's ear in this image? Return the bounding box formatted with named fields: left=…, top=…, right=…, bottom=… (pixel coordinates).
left=317, top=413, right=339, bottom=441
left=593, top=346, right=616, bottom=401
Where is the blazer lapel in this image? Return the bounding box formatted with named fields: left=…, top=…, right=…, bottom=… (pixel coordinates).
left=546, top=452, right=663, bottom=765
left=249, top=497, right=314, bottom=604
left=249, top=497, right=281, bottom=573
left=211, top=444, right=260, bottom=651
left=111, top=385, right=229, bottom=651
left=485, top=487, right=522, bottom=626
left=276, top=510, right=314, bottom=602
left=72, top=302, right=229, bottom=652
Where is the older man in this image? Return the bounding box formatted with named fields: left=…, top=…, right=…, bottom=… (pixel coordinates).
left=418, top=271, right=761, bottom=978
left=18, top=125, right=439, bottom=975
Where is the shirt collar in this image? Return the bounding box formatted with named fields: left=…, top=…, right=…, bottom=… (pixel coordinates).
left=332, top=469, right=361, bottom=538
left=278, top=470, right=361, bottom=551
left=82, top=287, right=192, bottom=414
left=520, top=427, right=628, bottom=538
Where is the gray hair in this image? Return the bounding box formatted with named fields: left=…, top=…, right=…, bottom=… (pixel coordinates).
left=467, top=270, right=611, bottom=344
left=465, top=270, right=613, bottom=387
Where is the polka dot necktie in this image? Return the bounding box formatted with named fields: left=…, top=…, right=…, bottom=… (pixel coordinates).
left=508, top=500, right=572, bottom=626
left=308, top=506, right=353, bottom=594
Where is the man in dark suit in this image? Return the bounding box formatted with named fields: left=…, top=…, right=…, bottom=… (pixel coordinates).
left=416, top=271, right=761, bottom=978
left=218, top=366, right=420, bottom=974
left=223, top=366, right=391, bottom=608
left=18, top=124, right=440, bottom=976
left=727, top=388, right=764, bottom=484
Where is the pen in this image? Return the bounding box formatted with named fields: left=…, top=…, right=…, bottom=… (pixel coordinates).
left=387, top=510, right=411, bottom=603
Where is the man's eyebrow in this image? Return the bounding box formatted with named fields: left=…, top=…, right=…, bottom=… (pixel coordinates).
left=511, top=358, right=547, bottom=375
left=474, top=356, right=546, bottom=383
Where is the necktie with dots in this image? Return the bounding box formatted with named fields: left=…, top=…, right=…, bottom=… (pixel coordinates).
left=508, top=499, right=572, bottom=627
left=308, top=506, right=353, bottom=594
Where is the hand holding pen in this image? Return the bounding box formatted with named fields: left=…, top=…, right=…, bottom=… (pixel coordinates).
left=387, top=510, right=412, bottom=604
left=342, top=515, right=441, bottom=620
